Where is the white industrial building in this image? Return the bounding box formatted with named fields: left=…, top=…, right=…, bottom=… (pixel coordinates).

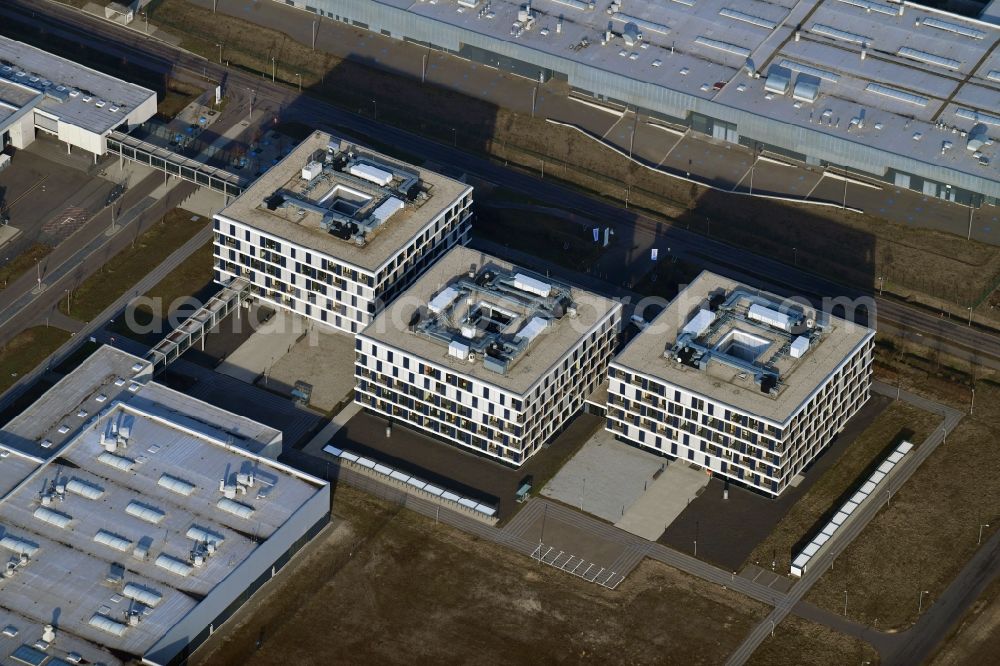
left=214, top=131, right=473, bottom=334
left=281, top=0, right=1000, bottom=204
left=356, top=246, right=622, bottom=464
left=607, top=272, right=874, bottom=496
left=0, top=36, right=157, bottom=157
left=0, top=345, right=330, bottom=666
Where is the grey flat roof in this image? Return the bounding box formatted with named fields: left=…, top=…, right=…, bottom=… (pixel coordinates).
left=367, top=0, right=999, bottom=186
left=1, top=346, right=280, bottom=459
left=218, top=131, right=471, bottom=272
left=0, top=346, right=325, bottom=663
left=360, top=245, right=620, bottom=394
left=0, top=36, right=156, bottom=136
left=612, top=271, right=872, bottom=424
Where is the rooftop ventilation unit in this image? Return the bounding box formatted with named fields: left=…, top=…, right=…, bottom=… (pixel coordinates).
left=123, top=583, right=162, bottom=608
left=550, top=0, right=594, bottom=10
left=301, top=161, right=322, bottom=181
left=187, top=525, right=225, bottom=547
left=835, top=0, right=897, bottom=16
left=349, top=163, right=393, bottom=186
left=0, top=536, right=38, bottom=558
left=448, top=340, right=470, bottom=360
left=428, top=286, right=460, bottom=315
left=764, top=70, right=791, bottom=95
left=33, top=507, right=72, bottom=529
left=719, top=8, right=777, bottom=30
left=516, top=316, right=549, bottom=344
left=89, top=614, right=127, bottom=637
left=920, top=17, right=986, bottom=40
left=93, top=530, right=132, bottom=552
left=694, top=36, right=752, bottom=58
left=125, top=501, right=166, bottom=524
left=513, top=273, right=552, bottom=297
left=611, top=13, right=670, bottom=35
left=790, top=335, right=810, bottom=358
left=778, top=60, right=840, bottom=84
left=97, top=452, right=134, bottom=472
left=896, top=47, right=960, bottom=70
left=811, top=24, right=869, bottom=44
left=865, top=83, right=929, bottom=107
left=956, top=108, right=1000, bottom=127
left=158, top=474, right=196, bottom=497
left=747, top=303, right=792, bottom=331
left=681, top=309, right=716, bottom=337
left=65, top=478, right=104, bottom=500
left=217, top=497, right=255, bottom=519
left=155, top=554, right=193, bottom=577
left=792, top=78, right=820, bottom=103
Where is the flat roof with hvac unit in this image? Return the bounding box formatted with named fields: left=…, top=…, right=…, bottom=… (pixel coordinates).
left=0, top=346, right=329, bottom=666
left=360, top=245, right=620, bottom=393
left=217, top=130, right=471, bottom=272
left=613, top=271, right=873, bottom=423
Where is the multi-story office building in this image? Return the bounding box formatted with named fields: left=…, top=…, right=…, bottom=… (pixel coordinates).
left=278, top=0, right=999, bottom=204
left=214, top=131, right=473, bottom=333
left=607, top=272, right=874, bottom=496
left=356, top=246, right=622, bottom=464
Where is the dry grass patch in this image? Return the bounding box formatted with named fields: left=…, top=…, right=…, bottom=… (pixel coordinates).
left=193, top=485, right=767, bottom=666
left=0, top=327, right=71, bottom=394
left=748, top=615, right=879, bottom=666
left=746, top=401, right=941, bottom=573
left=0, top=244, right=51, bottom=292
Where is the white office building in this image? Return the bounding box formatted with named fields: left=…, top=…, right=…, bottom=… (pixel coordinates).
left=607, top=272, right=874, bottom=496
left=214, top=131, right=473, bottom=334
left=0, top=346, right=329, bottom=666
left=0, top=36, right=156, bottom=157
left=356, top=246, right=622, bottom=464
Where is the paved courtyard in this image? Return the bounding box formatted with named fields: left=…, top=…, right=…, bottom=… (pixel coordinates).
left=266, top=324, right=356, bottom=412
left=542, top=428, right=709, bottom=540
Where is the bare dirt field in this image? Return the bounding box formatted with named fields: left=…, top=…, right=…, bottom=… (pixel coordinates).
left=192, top=486, right=767, bottom=666
left=748, top=615, right=879, bottom=665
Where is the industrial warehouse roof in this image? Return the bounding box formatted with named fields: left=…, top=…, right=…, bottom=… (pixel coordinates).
left=0, top=36, right=156, bottom=136
left=360, top=245, right=620, bottom=394
left=612, top=271, right=873, bottom=424
left=218, top=131, right=472, bottom=272
left=0, top=346, right=325, bottom=665
left=368, top=0, right=999, bottom=188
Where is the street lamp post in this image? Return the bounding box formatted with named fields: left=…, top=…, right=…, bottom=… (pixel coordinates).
left=452, top=127, right=457, bottom=147
left=968, top=305, right=974, bottom=327
left=878, top=275, right=885, bottom=295
left=919, top=590, right=929, bottom=613
left=979, top=522, right=990, bottom=545
left=844, top=589, right=848, bottom=616
left=971, top=386, right=975, bottom=415
left=372, top=98, right=377, bottom=120
left=296, top=74, right=302, bottom=92
left=142, top=12, right=148, bottom=34
left=216, top=42, right=223, bottom=64
left=271, top=57, right=276, bottom=83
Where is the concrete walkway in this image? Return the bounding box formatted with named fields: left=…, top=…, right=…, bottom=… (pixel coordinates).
left=216, top=310, right=308, bottom=383
left=615, top=462, right=710, bottom=541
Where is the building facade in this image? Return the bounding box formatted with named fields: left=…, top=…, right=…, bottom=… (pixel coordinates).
left=214, top=131, right=473, bottom=334
left=275, top=0, right=1000, bottom=205
left=607, top=273, right=874, bottom=496
left=356, top=246, right=622, bottom=464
